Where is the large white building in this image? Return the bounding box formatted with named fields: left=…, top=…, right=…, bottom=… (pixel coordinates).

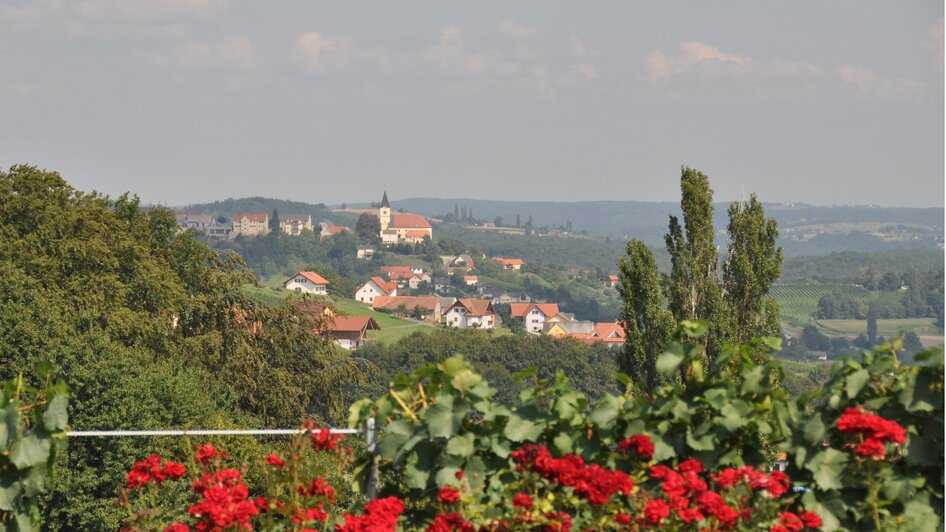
left=378, top=192, right=432, bottom=244
left=444, top=298, right=496, bottom=329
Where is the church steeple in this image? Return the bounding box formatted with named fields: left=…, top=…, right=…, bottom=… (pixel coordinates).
left=380, top=191, right=390, bottom=208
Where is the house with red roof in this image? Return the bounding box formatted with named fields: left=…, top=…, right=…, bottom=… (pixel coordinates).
left=371, top=295, right=441, bottom=322
left=283, top=271, right=331, bottom=295
left=510, top=302, right=561, bottom=334
left=570, top=322, right=627, bottom=346
left=355, top=276, right=398, bottom=304
left=444, top=298, right=495, bottom=329
left=493, top=257, right=525, bottom=271
left=232, top=212, right=269, bottom=238
left=324, top=316, right=380, bottom=350
left=608, top=275, right=619, bottom=288
left=378, top=192, right=433, bottom=244
left=380, top=265, right=415, bottom=281
left=319, top=222, right=352, bottom=240
left=463, top=275, right=479, bottom=286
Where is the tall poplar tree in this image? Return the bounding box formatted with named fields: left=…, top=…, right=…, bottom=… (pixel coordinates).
left=618, top=166, right=783, bottom=384
left=618, top=240, right=674, bottom=390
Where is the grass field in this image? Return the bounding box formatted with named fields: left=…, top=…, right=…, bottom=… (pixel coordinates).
left=770, top=283, right=871, bottom=325
left=815, top=318, right=942, bottom=338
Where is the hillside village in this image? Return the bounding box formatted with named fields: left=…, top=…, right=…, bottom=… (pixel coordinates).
left=176, top=192, right=627, bottom=351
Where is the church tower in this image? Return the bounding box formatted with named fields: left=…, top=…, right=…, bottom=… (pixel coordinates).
left=379, top=191, right=391, bottom=232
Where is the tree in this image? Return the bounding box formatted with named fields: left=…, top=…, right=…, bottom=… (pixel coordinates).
left=270, top=208, right=280, bottom=233
left=516, top=214, right=521, bottom=227
left=618, top=240, right=674, bottom=390
left=494, top=216, right=503, bottom=227
left=355, top=213, right=381, bottom=244
left=867, top=303, right=879, bottom=345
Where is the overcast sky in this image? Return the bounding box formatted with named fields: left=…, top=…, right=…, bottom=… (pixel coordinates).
left=1, top=1, right=943, bottom=207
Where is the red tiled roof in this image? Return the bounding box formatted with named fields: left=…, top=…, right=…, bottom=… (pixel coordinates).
left=390, top=213, right=431, bottom=229
left=608, top=275, right=619, bottom=283
left=403, top=229, right=431, bottom=238
left=372, top=296, right=440, bottom=312
left=233, top=212, right=268, bottom=222
left=363, top=276, right=397, bottom=295
left=464, top=276, right=478, bottom=281
left=381, top=265, right=414, bottom=280
left=509, top=303, right=560, bottom=318
left=326, top=316, right=380, bottom=333
left=493, top=257, right=525, bottom=266
left=590, top=322, right=626, bottom=341
left=322, top=224, right=350, bottom=234
left=287, top=271, right=330, bottom=285
left=450, top=298, right=494, bottom=317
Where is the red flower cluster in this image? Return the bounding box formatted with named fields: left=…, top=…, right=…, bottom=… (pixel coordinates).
left=195, top=444, right=227, bottom=466
left=126, top=455, right=187, bottom=489
left=438, top=486, right=461, bottom=504
left=427, top=512, right=475, bottom=532
left=188, top=469, right=259, bottom=531
left=648, top=460, right=764, bottom=527
left=643, top=498, right=670, bottom=525
left=298, top=477, right=336, bottom=503
left=770, top=510, right=822, bottom=532
left=266, top=453, right=285, bottom=468
left=836, top=407, right=907, bottom=460
left=712, top=465, right=791, bottom=498
left=304, top=421, right=345, bottom=452
left=511, top=444, right=634, bottom=506
left=617, top=434, right=655, bottom=460
left=512, top=493, right=533, bottom=510
left=336, top=496, right=405, bottom=532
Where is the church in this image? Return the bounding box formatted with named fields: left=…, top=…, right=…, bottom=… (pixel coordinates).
left=378, top=192, right=433, bottom=245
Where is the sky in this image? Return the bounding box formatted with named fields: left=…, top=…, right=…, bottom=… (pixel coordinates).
left=1, top=1, right=943, bottom=207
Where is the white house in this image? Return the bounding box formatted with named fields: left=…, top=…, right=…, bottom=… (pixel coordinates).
left=283, top=271, right=331, bottom=295
left=355, top=276, right=398, bottom=304
left=510, top=303, right=560, bottom=334
left=357, top=246, right=376, bottom=260
left=444, top=299, right=496, bottom=329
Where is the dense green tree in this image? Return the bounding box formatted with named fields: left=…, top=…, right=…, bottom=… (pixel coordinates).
left=269, top=208, right=280, bottom=233
left=354, top=212, right=381, bottom=244
left=618, top=241, right=674, bottom=389
left=0, top=164, right=360, bottom=529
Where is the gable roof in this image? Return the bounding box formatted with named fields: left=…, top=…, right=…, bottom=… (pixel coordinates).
left=509, top=303, right=560, bottom=318
left=233, top=212, right=268, bottom=222
left=381, top=191, right=390, bottom=208
left=608, top=275, right=619, bottom=283
left=326, top=316, right=380, bottom=334
left=287, top=271, right=330, bottom=285
left=449, top=298, right=494, bottom=317
left=389, top=213, right=431, bottom=229
left=493, top=257, right=525, bottom=266
left=361, top=276, right=397, bottom=296
left=545, top=321, right=595, bottom=335
left=403, top=229, right=430, bottom=238
left=320, top=223, right=350, bottom=234
left=371, top=295, right=441, bottom=312
left=590, top=322, right=626, bottom=340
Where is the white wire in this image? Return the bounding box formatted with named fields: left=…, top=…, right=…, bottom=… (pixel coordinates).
left=66, top=428, right=361, bottom=437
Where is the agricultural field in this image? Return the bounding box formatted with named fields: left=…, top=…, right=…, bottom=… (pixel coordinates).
left=770, top=283, right=871, bottom=325
left=815, top=318, right=943, bottom=345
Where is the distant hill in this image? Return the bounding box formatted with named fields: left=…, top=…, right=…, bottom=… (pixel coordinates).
left=175, top=197, right=354, bottom=226
left=381, top=198, right=943, bottom=253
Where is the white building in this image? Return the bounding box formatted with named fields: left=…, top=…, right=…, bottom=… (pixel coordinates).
left=283, top=271, right=331, bottom=295
left=355, top=276, right=398, bottom=304
left=444, top=299, right=496, bottom=329
left=510, top=303, right=561, bottom=334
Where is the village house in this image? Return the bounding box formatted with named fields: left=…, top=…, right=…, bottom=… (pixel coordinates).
left=407, top=272, right=431, bottom=290
left=433, top=277, right=452, bottom=292
left=371, top=295, right=441, bottom=322
left=510, top=303, right=560, bottom=334
left=355, top=276, right=398, bottom=304
left=439, top=253, right=475, bottom=275
left=356, top=245, right=376, bottom=260
left=444, top=298, right=496, bottom=329
left=283, top=271, right=330, bottom=295
left=544, top=320, right=595, bottom=337
left=493, top=257, right=525, bottom=271
left=378, top=192, right=433, bottom=244
left=204, top=222, right=232, bottom=239
left=496, top=291, right=531, bottom=304
left=324, top=316, right=380, bottom=350
left=319, top=222, right=351, bottom=240
left=570, top=322, right=627, bottom=345
left=464, top=275, right=479, bottom=286
left=294, top=301, right=336, bottom=318
left=380, top=265, right=415, bottom=282
left=608, top=275, right=619, bottom=288
left=175, top=211, right=214, bottom=232
left=280, top=214, right=314, bottom=235
left=231, top=212, right=269, bottom=238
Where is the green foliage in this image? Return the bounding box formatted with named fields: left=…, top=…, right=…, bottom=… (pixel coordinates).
left=0, top=164, right=360, bottom=529
left=1, top=368, right=68, bottom=531
left=783, top=341, right=944, bottom=530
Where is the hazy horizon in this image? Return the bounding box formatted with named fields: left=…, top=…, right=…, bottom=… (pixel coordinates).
left=2, top=1, right=943, bottom=207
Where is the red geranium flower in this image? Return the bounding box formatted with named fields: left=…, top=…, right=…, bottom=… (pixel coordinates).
left=644, top=499, right=671, bottom=525
left=618, top=434, right=655, bottom=460
left=512, top=493, right=533, bottom=510
left=438, top=486, right=461, bottom=504
left=266, top=453, right=285, bottom=468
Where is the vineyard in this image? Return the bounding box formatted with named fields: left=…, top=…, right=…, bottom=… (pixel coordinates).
left=771, top=283, right=871, bottom=324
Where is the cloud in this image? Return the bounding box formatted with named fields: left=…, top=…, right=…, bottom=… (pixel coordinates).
left=645, top=40, right=925, bottom=102
left=296, top=31, right=352, bottom=71
left=836, top=65, right=925, bottom=100
left=498, top=20, right=539, bottom=39
left=180, top=37, right=256, bottom=69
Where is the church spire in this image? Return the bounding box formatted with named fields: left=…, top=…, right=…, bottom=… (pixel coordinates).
left=381, top=191, right=390, bottom=208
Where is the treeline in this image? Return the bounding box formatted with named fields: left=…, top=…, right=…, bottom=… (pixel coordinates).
left=0, top=165, right=361, bottom=529
left=816, top=269, right=944, bottom=324
left=781, top=249, right=944, bottom=282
